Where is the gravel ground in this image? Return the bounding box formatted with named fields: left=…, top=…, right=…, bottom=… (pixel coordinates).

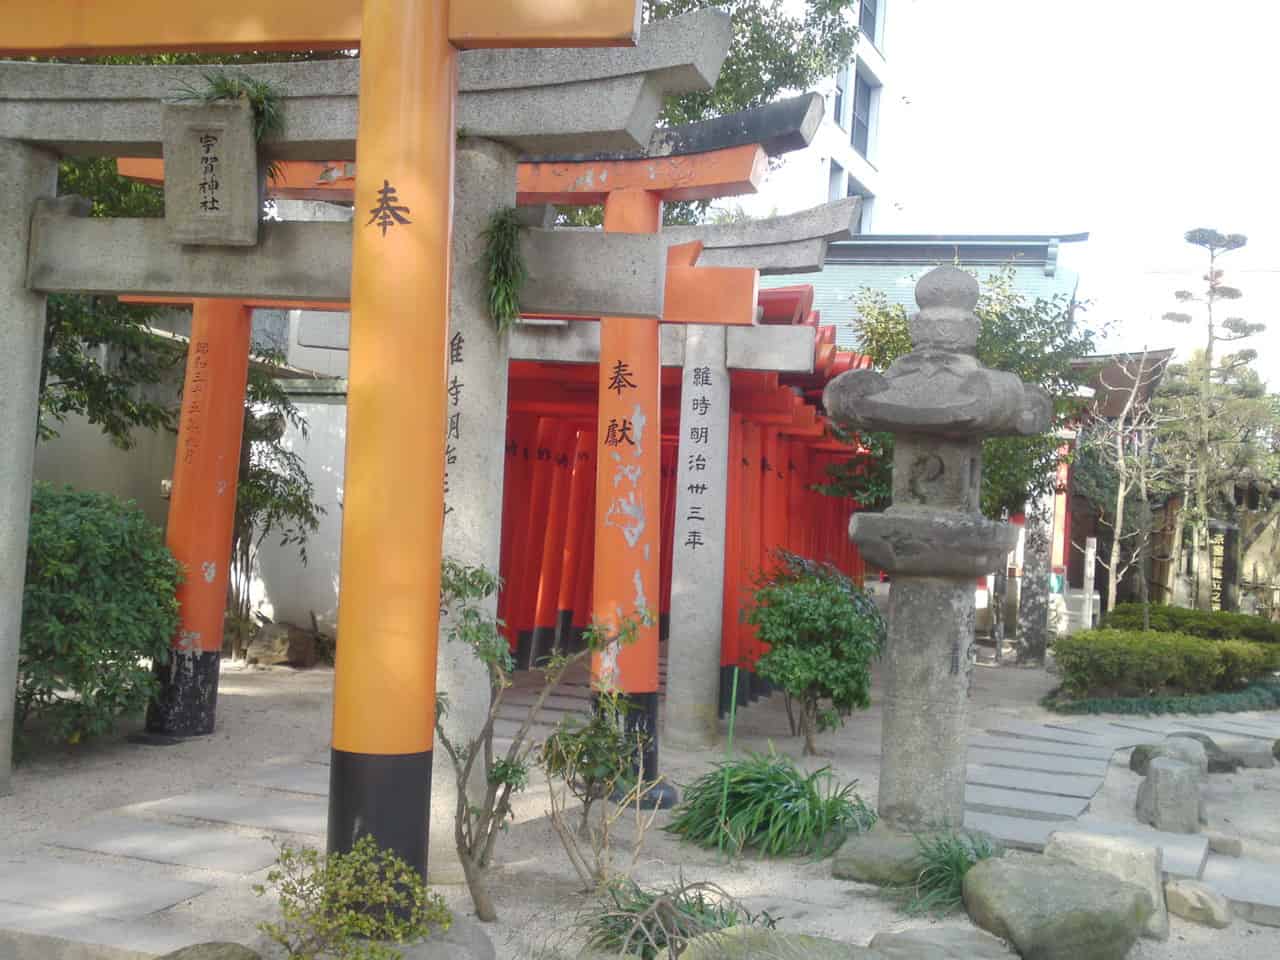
left=2, top=660, right=1278, bottom=959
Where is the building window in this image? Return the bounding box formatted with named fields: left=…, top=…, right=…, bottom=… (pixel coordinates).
left=833, top=66, right=848, bottom=130
left=851, top=71, right=872, bottom=158
left=860, top=0, right=879, bottom=48
left=828, top=161, right=845, bottom=202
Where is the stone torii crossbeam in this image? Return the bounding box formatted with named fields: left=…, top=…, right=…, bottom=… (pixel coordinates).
left=0, top=0, right=656, bottom=876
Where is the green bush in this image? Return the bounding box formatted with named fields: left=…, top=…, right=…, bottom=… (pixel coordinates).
left=1103, top=603, right=1280, bottom=644
left=666, top=750, right=876, bottom=859
left=1050, top=628, right=1274, bottom=701
left=1043, top=679, right=1280, bottom=715
left=18, top=484, right=181, bottom=745
left=747, top=550, right=885, bottom=755
left=254, top=836, right=450, bottom=959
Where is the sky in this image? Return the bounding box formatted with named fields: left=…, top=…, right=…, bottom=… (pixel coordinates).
left=862, top=0, right=1280, bottom=387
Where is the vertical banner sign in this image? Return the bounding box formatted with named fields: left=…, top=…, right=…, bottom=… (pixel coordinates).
left=1211, top=531, right=1225, bottom=612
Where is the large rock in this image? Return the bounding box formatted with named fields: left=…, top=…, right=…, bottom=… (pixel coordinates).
left=245, top=622, right=317, bottom=668
left=682, top=926, right=873, bottom=959
left=962, top=856, right=1152, bottom=960
left=1136, top=758, right=1200, bottom=834
left=1130, top=739, right=1207, bottom=779
left=394, top=915, right=495, bottom=960
left=1164, top=878, right=1233, bottom=928
left=1044, top=830, right=1168, bottom=940
left=868, top=926, right=1016, bottom=959
left=832, top=821, right=924, bottom=887
left=1223, top=739, right=1275, bottom=769
left=158, top=946, right=260, bottom=960
left=1168, top=731, right=1242, bottom=773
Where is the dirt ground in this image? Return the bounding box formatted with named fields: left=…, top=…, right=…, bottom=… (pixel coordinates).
left=3, top=661, right=1279, bottom=959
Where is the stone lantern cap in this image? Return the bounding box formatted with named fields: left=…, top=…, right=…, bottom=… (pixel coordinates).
left=823, top=266, right=1052, bottom=440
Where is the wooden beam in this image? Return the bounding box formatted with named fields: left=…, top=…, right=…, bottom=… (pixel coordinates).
left=663, top=265, right=759, bottom=326
left=450, top=0, right=640, bottom=49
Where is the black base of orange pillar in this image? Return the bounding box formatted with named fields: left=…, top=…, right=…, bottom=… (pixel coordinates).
left=616, top=691, right=678, bottom=810
left=145, top=650, right=220, bottom=737
left=327, top=749, right=431, bottom=878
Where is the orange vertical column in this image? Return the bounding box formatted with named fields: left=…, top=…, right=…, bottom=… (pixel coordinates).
left=328, top=0, right=455, bottom=875
left=147, top=299, right=251, bottom=738
left=556, top=428, right=595, bottom=650
left=531, top=421, right=576, bottom=663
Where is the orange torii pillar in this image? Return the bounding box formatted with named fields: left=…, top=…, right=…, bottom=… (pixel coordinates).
left=9, top=0, right=644, bottom=877
left=518, top=149, right=762, bottom=802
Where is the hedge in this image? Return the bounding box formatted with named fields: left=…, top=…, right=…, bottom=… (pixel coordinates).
left=1050, top=628, right=1277, bottom=701
left=1043, top=680, right=1280, bottom=716
left=1102, top=603, right=1280, bottom=645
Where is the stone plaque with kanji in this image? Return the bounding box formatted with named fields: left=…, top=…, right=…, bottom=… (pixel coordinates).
left=161, top=99, right=259, bottom=247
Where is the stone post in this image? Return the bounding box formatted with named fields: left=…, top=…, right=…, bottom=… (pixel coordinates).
left=1083, top=536, right=1097, bottom=627
left=824, top=266, right=1051, bottom=830
left=1016, top=503, right=1052, bottom=663
left=430, top=138, right=517, bottom=883
left=0, top=140, right=57, bottom=795
left=665, top=325, right=731, bottom=750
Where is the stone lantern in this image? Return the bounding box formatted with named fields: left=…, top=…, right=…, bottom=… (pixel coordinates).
left=823, top=265, right=1052, bottom=830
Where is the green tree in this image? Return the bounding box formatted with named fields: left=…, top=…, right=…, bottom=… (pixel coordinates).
left=1161, top=228, right=1267, bottom=608
left=833, top=268, right=1096, bottom=518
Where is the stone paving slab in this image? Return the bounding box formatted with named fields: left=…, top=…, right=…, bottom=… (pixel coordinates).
left=129, top=787, right=326, bottom=836
left=48, top=815, right=278, bottom=874
left=1071, top=816, right=1210, bottom=880
left=1178, top=720, right=1279, bottom=742
left=0, top=856, right=210, bottom=920
left=966, top=764, right=1103, bottom=799
left=1045, top=718, right=1152, bottom=747
left=1193, top=717, right=1280, bottom=738
left=0, top=900, right=202, bottom=960
left=967, top=734, right=1117, bottom=761
left=967, top=747, right=1110, bottom=777
left=1201, top=854, right=1280, bottom=926
left=241, top=762, right=330, bottom=797
left=963, top=810, right=1073, bottom=851
left=983, top=719, right=1124, bottom=748
left=963, top=784, right=1091, bottom=820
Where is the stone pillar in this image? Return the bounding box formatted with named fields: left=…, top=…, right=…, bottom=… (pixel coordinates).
left=1016, top=506, right=1052, bottom=664
left=1083, top=536, right=1097, bottom=628
left=146, top=300, right=251, bottom=737
left=0, top=140, right=57, bottom=796
left=665, top=325, right=730, bottom=750
left=824, top=266, right=1051, bottom=831
left=429, top=138, right=517, bottom=883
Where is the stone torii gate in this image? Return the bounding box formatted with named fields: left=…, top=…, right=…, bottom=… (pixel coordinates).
left=0, top=0, right=727, bottom=875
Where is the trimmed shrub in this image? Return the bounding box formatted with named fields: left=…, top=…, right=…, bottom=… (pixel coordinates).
left=18, top=484, right=181, bottom=745
left=1051, top=628, right=1273, bottom=701
left=1103, top=603, right=1280, bottom=645
left=1044, top=680, right=1280, bottom=716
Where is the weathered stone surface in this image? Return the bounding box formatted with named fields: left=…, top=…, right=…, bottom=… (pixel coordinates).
left=1205, top=830, right=1244, bottom=857
left=868, top=926, right=1016, bottom=959
left=832, top=821, right=925, bottom=887
left=1044, top=830, right=1168, bottom=940
left=1130, top=739, right=1208, bottom=780
left=683, top=926, right=872, bottom=960
left=1274, top=738, right=1279, bottom=760
left=1136, top=758, right=1200, bottom=834
left=724, top=324, right=815, bottom=373
left=158, top=945, right=260, bottom=960
left=1164, top=878, right=1233, bottom=928
left=962, top=857, right=1152, bottom=960
left=1167, top=731, right=1241, bottom=773
left=245, top=622, right=317, bottom=668
left=394, top=915, right=495, bottom=960
left=1224, top=739, right=1275, bottom=769
left=161, top=100, right=259, bottom=247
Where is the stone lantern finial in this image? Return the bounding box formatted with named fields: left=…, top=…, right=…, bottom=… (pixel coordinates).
left=909, top=266, right=979, bottom=353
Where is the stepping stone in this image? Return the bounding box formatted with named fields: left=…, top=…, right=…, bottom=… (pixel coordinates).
left=0, top=856, right=210, bottom=920
left=1179, top=720, right=1277, bottom=742
left=48, top=815, right=278, bottom=874
left=241, top=762, right=330, bottom=796
left=1201, top=854, right=1280, bottom=927
left=968, top=734, right=1116, bottom=762
left=964, top=785, right=1090, bottom=820
left=968, top=747, right=1109, bottom=777
left=129, top=788, right=326, bottom=836
left=0, top=901, right=201, bottom=958
left=966, top=764, right=1103, bottom=799
left=963, top=811, right=1074, bottom=851
left=1055, top=719, right=1162, bottom=748
left=1073, top=816, right=1210, bottom=880
left=983, top=720, right=1115, bottom=748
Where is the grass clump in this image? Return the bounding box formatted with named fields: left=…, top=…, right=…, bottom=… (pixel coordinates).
left=900, top=832, right=1001, bottom=917
left=582, top=878, right=775, bottom=960
left=666, top=750, right=875, bottom=858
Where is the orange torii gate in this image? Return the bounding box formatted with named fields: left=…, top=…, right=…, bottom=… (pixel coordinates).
left=8, top=0, right=644, bottom=876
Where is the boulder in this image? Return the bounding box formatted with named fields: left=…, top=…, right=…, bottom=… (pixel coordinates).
left=682, top=926, right=874, bottom=960
left=1136, top=758, right=1200, bottom=834
left=868, top=926, right=1016, bottom=959
left=394, top=915, right=495, bottom=960
left=158, top=946, right=260, bottom=960
left=245, top=622, right=317, bottom=668
left=832, top=820, right=925, bottom=887
left=1167, top=731, right=1242, bottom=773
left=962, top=856, right=1152, bottom=960
left=1164, top=878, right=1233, bottom=928
left=1222, top=739, right=1275, bottom=769
left=1205, top=830, right=1243, bottom=857
left=1130, top=740, right=1207, bottom=779
left=1043, top=830, right=1168, bottom=940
